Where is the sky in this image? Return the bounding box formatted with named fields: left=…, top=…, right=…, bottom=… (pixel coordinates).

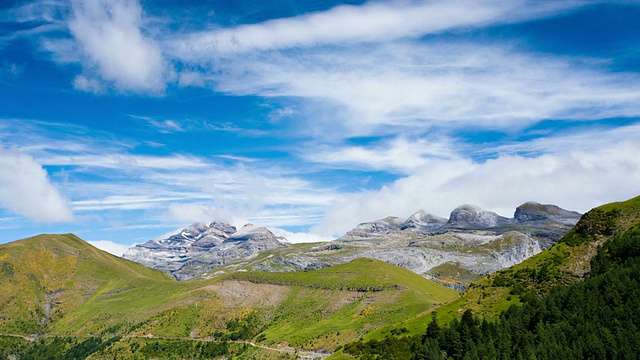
left=1, top=0, right=640, bottom=255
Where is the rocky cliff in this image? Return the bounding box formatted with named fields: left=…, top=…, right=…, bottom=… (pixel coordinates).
left=197, top=202, right=581, bottom=289
left=124, top=202, right=582, bottom=286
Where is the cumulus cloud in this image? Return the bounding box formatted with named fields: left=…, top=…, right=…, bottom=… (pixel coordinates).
left=313, top=134, right=640, bottom=237
left=68, top=0, right=167, bottom=93
left=0, top=147, right=74, bottom=223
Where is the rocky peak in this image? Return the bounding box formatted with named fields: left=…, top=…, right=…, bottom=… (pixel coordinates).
left=402, top=210, right=447, bottom=231
left=166, top=222, right=208, bottom=243
left=344, top=216, right=405, bottom=239
left=225, top=223, right=282, bottom=243
left=514, top=202, right=582, bottom=225
left=444, top=204, right=510, bottom=230
left=123, top=220, right=288, bottom=280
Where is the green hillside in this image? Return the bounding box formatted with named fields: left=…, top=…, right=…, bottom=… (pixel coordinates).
left=341, top=195, right=640, bottom=359
left=0, top=234, right=457, bottom=358
left=0, top=233, right=176, bottom=335
left=427, top=195, right=640, bottom=323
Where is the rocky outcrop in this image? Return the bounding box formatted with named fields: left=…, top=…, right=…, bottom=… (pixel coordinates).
left=401, top=210, right=447, bottom=231
left=514, top=202, right=581, bottom=225
left=215, top=202, right=582, bottom=288
left=444, top=204, right=511, bottom=229
left=123, top=221, right=288, bottom=280
left=343, top=216, right=405, bottom=239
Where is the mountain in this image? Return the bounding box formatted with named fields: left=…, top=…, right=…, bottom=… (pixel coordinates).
left=1, top=196, right=637, bottom=360
left=0, top=234, right=456, bottom=358
left=0, top=234, right=174, bottom=336
left=443, top=204, right=511, bottom=229
left=431, top=195, right=640, bottom=323
left=196, top=202, right=581, bottom=289
left=340, top=195, right=640, bottom=360
left=124, top=222, right=288, bottom=280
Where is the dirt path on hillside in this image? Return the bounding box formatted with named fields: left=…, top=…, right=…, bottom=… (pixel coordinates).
left=0, top=333, right=332, bottom=359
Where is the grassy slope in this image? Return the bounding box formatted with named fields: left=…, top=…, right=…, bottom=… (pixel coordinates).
left=0, top=235, right=457, bottom=356
left=328, top=196, right=640, bottom=359
left=224, top=259, right=457, bottom=350
left=0, top=233, right=179, bottom=335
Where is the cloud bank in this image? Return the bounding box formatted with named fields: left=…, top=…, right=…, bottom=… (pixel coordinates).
left=314, top=133, right=640, bottom=236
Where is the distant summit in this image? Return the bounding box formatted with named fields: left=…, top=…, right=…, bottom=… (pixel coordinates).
left=513, top=202, right=582, bottom=225
left=124, top=220, right=287, bottom=280
left=444, top=204, right=511, bottom=230
left=123, top=201, right=582, bottom=285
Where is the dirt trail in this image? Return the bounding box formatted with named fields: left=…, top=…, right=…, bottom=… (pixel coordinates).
left=0, top=333, right=332, bottom=359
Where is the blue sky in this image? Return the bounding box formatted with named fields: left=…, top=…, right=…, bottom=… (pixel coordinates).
left=1, top=0, right=640, bottom=254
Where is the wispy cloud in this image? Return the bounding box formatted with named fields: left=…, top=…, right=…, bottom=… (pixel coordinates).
left=304, top=136, right=455, bottom=174
left=0, top=60, right=24, bottom=78
left=167, top=0, right=572, bottom=58
left=201, top=41, right=640, bottom=138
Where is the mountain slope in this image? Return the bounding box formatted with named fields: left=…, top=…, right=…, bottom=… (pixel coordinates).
left=0, top=234, right=457, bottom=357
left=0, top=233, right=175, bottom=335
left=343, top=197, right=640, bottom=360
left=432, top=195, right=640, bottom=323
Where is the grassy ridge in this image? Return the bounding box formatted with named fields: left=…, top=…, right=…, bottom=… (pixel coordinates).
left=224, top=259, right=457, bottom=350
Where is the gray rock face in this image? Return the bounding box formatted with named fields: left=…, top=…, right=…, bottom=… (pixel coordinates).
left=208, top=202, right=582, bottom=289
left=444, top=204, right=511, bottom=229
left=514, top=202, right=581, bottom=225
left=124, top=201, right=582, bottom=288
left=402, top=210, right=447, bottom=231
left=343, top=216, right=405, bottom=239
left=123, top=221, right=288, bottom=280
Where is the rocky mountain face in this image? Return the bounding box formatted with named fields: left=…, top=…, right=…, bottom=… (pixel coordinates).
left=123, top=222, right=288, bottom=280
left=197, top=202, right=581, bottom=289
left=124, top=202, right=582, bottom=287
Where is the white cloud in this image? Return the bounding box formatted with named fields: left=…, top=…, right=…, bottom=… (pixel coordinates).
left=271, top=227, right=332, bottom=244
left=88, top=240, right=131, bottom=256
left=204, top=42, right=640, bottom=137
left=164, top=203, right=232, bottom=225
left=168, top=0, right=567, bottom=59
left=0, top=147, right=74, bottom=223
left=304, top=136, right=455, bottom=174
left=73, top=74, right=103, bottom=93
left=68, top=0, right=168, bottom=93
left=313, top=134, right=640, bottom=237
left=178, top=71, right=206, bottom=87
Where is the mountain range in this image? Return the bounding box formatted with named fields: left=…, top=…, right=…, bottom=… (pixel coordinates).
left=0, top=195, right=638, bottom=359
left=124, top=223, right=288, bottom=280
left=125, top=202, right=581, bottom=288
